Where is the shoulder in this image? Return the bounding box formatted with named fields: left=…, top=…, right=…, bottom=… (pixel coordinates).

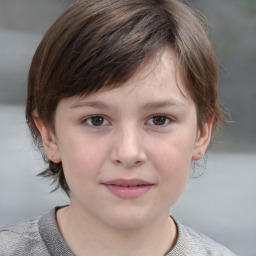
left=0, top=214, right=50, bottom=256
left=167, top=219, right=237, bottom=256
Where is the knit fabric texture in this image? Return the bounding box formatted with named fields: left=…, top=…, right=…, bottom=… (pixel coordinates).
left=0, top=207, right=237, bottom=256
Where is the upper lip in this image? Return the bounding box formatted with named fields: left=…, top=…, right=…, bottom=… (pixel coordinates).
left=102, top=179, right=153, bottom=187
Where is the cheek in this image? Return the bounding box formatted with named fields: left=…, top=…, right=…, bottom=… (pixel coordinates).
left=157, top=150, right=190, bottom=207
left=151, top=135, right=194, bottom=198
left=58, top=135, right=108, bottom=188
left=153, top=134, right=194, bottom=172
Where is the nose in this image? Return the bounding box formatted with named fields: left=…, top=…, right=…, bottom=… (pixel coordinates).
left=110, top=126, right=147, bottom=168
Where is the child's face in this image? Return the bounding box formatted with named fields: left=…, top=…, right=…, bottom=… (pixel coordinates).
left=40, top=49, right=212, bottom=229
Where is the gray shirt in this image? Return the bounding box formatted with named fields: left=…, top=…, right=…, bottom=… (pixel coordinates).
left=0, top=207, right=237, bottom=255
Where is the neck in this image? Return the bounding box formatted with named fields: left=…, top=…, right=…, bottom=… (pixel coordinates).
left=56, top=205, right=177, bottom=256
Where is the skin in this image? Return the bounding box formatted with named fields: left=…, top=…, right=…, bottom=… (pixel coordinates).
left=35, top=49, right=213, bottom=256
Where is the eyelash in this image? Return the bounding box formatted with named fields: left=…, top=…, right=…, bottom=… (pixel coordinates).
left=82, top=115, right=110, bottom=127
left=146, top=115, right=173, bottom=127
left=82, top=114, right=173, bottom=128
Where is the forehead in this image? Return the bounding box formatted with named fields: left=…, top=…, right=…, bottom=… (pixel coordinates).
left=121, top=48, right=188, bottom=97
left=59, top=48, right=193, bottom=112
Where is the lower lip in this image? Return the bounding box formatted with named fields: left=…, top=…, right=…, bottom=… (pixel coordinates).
left=103, top=184, right=153, bottom=199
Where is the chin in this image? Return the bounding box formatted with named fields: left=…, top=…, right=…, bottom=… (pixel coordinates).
left=102, top=208, right=156, bottom=230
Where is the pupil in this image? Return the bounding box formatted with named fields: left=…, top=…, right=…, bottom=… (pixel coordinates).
left=92, top=116, right=104, bottom=126
left=153, top=116, right=166, bottom=125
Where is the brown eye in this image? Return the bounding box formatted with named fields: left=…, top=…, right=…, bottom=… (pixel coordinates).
left=91, top=116, right=104, bottom=126
left=152, top=116, right=167, bottom=125
left=85, top=115, right=109, bottom=127
left=147, top=115, right=172, bottom=126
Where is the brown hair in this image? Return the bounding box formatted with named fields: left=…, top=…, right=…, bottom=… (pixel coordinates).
left=26, top=0, right=227, bottom=196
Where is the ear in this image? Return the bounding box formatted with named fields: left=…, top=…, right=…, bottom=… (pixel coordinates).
left=33, top=112, right=61, bottom=163
left=192, top=116, right=214, bottom=161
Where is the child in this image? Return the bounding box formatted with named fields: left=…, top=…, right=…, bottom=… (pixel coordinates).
left=0, top=0, right=237, bottom=255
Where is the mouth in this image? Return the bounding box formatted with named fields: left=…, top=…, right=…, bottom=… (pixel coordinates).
left=102, top=179, right=154, bottom=199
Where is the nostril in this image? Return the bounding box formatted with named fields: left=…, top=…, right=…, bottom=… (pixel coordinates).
left=110, top=142, right=147, bottom=167
left=112, top=159, right=145, bottom=168
left=135, top=160, right=143, bottom=166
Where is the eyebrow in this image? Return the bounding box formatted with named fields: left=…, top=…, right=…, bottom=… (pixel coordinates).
left=71, top=100, right=110, bottom=109
left=142, top=99, right=186, bottom=110
left=70, top=99, right=186, bottom=110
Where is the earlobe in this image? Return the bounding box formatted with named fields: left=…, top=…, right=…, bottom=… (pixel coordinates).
left=33, top=112, right=61, bottom=163
left=192, top=116, right=214, bottom=161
